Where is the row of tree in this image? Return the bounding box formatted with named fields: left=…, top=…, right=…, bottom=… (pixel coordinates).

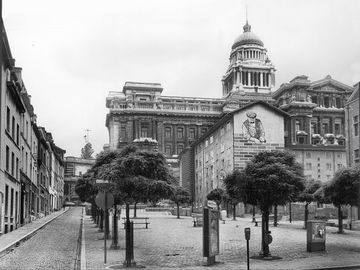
left=76, top=146, right=360, bottom=259
left=212, top=151, right=360, bottom=258
left=75, top=145, right=191, bottom=228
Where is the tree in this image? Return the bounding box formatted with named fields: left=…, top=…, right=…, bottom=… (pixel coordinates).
left=207, top=188, right=226, bottom=211
left=324, top=166, right=360, bottom=233
left=97, top=145, right=175, bottom=221
left=75, top=172, right=99, bottom=221
left=171, top=186, right=191, bottom=218
left=223, top=170, right=248, bottom=220
left=297, top=179, right=322, bottom=229
left=244, top=150, right=305, bottom=257
left=81, top=142, right=94, bottom=159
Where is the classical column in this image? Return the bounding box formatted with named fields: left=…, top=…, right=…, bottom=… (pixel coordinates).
left=236, top=70, right=241, bottom=85
left=260, top=73, right=263, bottom=87
left=331, top=117, right=336, bottom=134
left=304, top=117, right=311, bottom=144
left=319, top=116, right=323, bottom=135
left=152, top=120, right=157, bottom=139
left=248, top=72, right=251, bottom=86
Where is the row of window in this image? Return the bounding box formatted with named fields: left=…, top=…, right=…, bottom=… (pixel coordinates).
left=294, top=118, right=343, bottom=135
left=164, top=144, right=184, bottom=156
left=4, top=185, right=18, bottom=220
left=305, top=162, right=343, bottom=171
left=6, top=107, right=20, bottom=145
left=164, top=126, right=207, bottom=140
left=5, top=146, right=19, bottom=179
left=6, top=106, right=31, bottom=143
left=303, top=152, right=342, bottom=159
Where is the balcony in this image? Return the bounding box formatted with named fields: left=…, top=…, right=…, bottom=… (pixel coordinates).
left=109, top=100, right=223, bottom=115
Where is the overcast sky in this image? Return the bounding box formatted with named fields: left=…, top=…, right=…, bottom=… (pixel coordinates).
left=3, top=0, right=360, bottom=157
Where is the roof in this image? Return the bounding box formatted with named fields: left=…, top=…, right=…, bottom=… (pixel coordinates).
left=192, top=100, right=289, bottom=147
left=232, top=22, right=264, bottom=49
left=346, top=82, right=359, bottom=104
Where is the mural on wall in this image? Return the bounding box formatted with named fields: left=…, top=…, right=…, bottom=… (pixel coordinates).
left=241, top=111, right=266, bottom=143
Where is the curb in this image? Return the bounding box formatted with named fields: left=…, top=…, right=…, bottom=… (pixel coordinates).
left=303, top=265, right=360, bottom=270
left=80, top=209, right=86, bottom=270
left=0, top=208, right=70, bottom=256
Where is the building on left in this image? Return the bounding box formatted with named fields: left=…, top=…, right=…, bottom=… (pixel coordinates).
left=0, top=21, right=65, bottom=234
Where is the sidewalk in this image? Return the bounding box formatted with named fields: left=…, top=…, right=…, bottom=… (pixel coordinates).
left=0, top=208, right=69, bottom=255
left=83, top=210, right=360, bottom=270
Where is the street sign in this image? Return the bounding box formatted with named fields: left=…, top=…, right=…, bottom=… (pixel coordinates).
left=95, top=191, right=114, bottom=210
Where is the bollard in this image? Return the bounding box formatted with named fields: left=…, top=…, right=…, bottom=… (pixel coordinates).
left=244, top=228, right=250, bottom=270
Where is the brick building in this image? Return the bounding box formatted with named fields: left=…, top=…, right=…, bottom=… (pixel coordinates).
left=181, top=101, right=287, bottom=206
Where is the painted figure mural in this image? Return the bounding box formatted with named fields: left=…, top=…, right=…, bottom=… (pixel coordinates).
left=242, top=111, right=266, bottom=143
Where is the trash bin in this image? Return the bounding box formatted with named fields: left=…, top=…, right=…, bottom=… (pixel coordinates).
left=307, top=220, right=326, bottom=252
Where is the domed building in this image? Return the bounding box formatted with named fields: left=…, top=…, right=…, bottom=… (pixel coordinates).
left=222, top=21, right=276, bottom=104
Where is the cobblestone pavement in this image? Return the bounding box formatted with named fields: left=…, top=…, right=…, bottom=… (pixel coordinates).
left=0, top=207, right=82, bottom=270
left=85, top=209, right=360, bottom=270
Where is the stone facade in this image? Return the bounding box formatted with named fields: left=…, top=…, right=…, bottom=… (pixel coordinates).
left=0, top=23, right=65, bottom=234
left=272, top=75, right=353, bottom=183
left=105, top=22, right=277, bottom=182
left=64, top=157, right=95, bottom=203
left=345, top=82, right=360, bottom=166
left=344, top=82, right=360, bottom=224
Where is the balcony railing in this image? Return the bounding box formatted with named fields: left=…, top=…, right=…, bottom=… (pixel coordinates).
left=109, top=100, right=223, bottom=114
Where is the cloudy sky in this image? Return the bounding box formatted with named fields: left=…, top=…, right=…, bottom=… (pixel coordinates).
left=3, top=0, right=360, bottom=157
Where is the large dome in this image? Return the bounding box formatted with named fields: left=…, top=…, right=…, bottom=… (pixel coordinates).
left=232, top=22, right=264, bottom=49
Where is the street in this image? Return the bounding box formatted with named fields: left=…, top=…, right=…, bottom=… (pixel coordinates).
left=85, top=209, right=360, bottom=270
left=0, top=207, right=82, bottom=270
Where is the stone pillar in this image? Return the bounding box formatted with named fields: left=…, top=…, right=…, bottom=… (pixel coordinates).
left=236, top=70, right=241, bottom=85
left=305, top=117, right=311, bottom=144
left=319, top=116, right=323, bottom=135
left=248, top=72, right=251, bottom=87
left=260, top=73, right=263, bottom=87
left=331, top=117, right=336, bottom=134
left=172, top=124, right=176, bottom=156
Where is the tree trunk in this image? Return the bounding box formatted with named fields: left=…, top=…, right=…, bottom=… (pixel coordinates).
left=177, top=203, right=180, bottom=219
left=133, top=202, right=137, bottom=218
left=273, top=205, right=278, bottom=227
left=304, top=203, right=309, bottom=229
left=252, top=205, right=256, bottom=222
left=260, top=209, right=271, bottom=257
left=126, top=203, right=130, bottom=222
left=289, top=202, right=292, bottom=223
left=338, top=205, right=344, bottom=233
left=111, top=204, right=119, bottom=249
left=226, top=201, right=230, bottom=218
left=91, top=203, right=97, bottom=222
left=99, top=209, right=104, bottom=232
left=233, top=204, right=236, bottom=220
